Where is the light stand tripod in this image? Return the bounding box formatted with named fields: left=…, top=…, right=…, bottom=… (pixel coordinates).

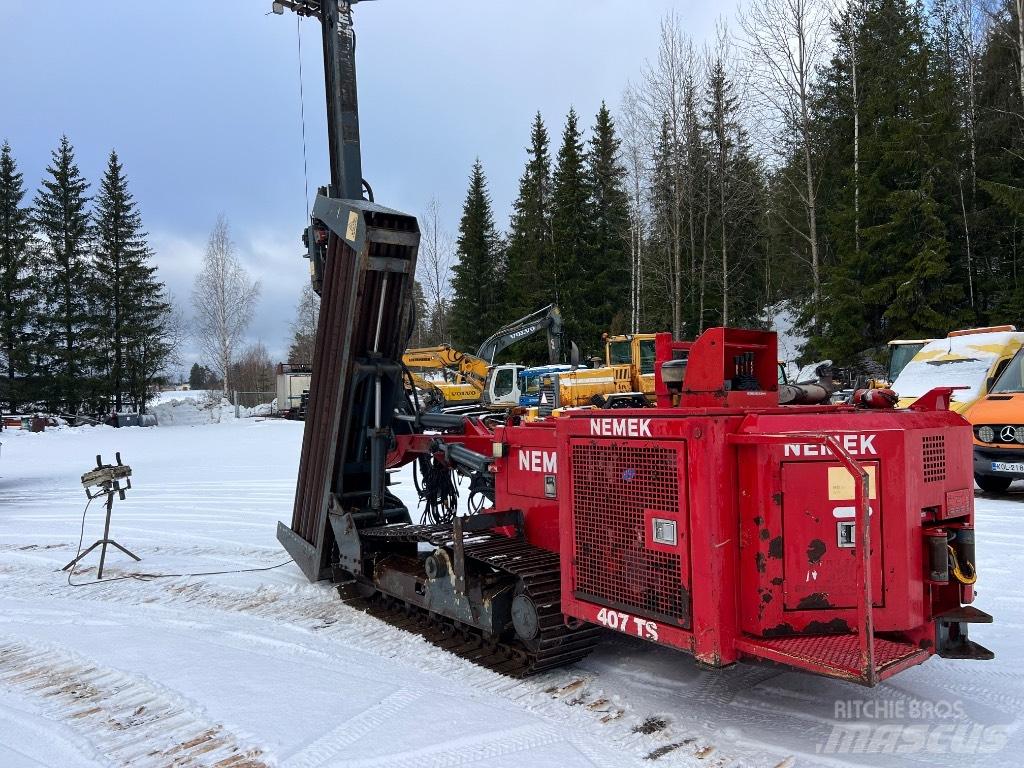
left=62, top=452, right=140, bottom=579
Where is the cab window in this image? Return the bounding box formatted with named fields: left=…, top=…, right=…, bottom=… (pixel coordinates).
left=492, top=368, right=515, bottom=398
left=639, top=340, right=657, bottom=375
left=609, top=341, right=632, bottom=366
left=991, top=349, right=1024, bottom=393
left=888, top=343, right=925, bottom=383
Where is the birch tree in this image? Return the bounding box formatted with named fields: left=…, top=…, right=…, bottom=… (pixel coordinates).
left=836, top=0, right=864, bottom=257
left=191, top=216, right=261, bottom=393
left=288, top=282, right=319, bottom=364
left=933, top=0, right=985, bottom=309
left=640, top=12, right=702, bottom=337
left=620, top=84, right=650, bottom=333
left=738, top=0, right=831, bottom=330
left=418, top=197, right=454, bottom=344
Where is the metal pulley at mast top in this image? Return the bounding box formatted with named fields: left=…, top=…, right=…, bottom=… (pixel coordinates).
left=272, top=0, right=369, bottom=203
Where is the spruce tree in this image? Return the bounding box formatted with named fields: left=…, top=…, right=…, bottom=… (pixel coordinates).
left=450, top=160, right=502, bottom=349
left=810, top=0, right=961, bottom=361
left=704, top=58, right=740, bottom=328
left=586, top=103, right=631, bottom=337
left=123, top=282, right=174, bottom=413
left=411, top=279, right=430, bottom=347
left=92, top=150, right=166, bottom=412
left=551, top=109, right=594, bottom=353
left=188, top=362, right=206, bottom=390
left=645, top=118, right=680, bottom=332
left=700, top=59, right=765, bottom=331
left=34, top=136, right=92, bottom=413
left=0, top=141, right=36, bottom=412
left=971, top=0, right=1024, bottom=322
left=504, top=113, right=554, bottom=321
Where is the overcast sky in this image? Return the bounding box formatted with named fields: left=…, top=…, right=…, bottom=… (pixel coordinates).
left=2, top=0, right=735, bottom=375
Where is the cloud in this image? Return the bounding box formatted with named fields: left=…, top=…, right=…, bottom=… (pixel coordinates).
left=151, top=225, right=307, bottom=377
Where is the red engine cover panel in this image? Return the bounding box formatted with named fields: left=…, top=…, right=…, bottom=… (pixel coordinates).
left=493, top=423, right=561, bottom=553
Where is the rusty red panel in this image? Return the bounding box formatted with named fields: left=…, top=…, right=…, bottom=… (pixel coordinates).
left=779, top=460, right=885, bottom=612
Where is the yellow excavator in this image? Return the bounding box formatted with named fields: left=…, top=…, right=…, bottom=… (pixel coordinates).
left=402, top=346, right=489, bottom=407
left=403, top=305, right=563, bottom=408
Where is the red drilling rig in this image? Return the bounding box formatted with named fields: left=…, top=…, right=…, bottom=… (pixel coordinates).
left=274, top=1, right=992, bottom=686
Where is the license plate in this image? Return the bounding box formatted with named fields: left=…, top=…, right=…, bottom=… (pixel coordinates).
left=991, top=461, right=1024, bottom=473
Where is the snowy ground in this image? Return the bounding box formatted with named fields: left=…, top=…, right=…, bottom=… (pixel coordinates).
left=0, top=420, right=1021, bottom=768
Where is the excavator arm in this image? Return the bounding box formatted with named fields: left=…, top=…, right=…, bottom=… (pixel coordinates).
left=403, top=346, right=489, bottom=388
left=475, top=305, right=564, bottom=365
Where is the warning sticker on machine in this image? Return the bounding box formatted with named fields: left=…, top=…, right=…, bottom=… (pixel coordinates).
left=827, top=465, right=877, bottom=500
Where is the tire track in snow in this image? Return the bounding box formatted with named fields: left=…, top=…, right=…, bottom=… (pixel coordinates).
left=0, top=695, right=104, bottom=768
left=0, top=639, right=268, bottom=768
left=328, top=722, right=564, bottom=768
left=279, top=689, right=424, bottom=768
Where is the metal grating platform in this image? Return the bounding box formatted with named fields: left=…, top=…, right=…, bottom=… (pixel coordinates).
left=571, top=441, right=689, bottom=625
left=737, top=633, right=929, bottom=684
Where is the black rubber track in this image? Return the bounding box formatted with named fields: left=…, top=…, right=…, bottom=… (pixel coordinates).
left=345, top=523, right=602, bottom=677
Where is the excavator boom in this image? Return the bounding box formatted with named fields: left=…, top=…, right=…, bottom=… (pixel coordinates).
left=476, top=304, right=563, bottom=364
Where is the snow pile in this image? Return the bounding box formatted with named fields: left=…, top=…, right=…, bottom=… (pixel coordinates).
left=148, top=390, right=276, bottom=425
left=768, top=303, right=807, bottom=379
left=250, top=399, right=276, bottom=417
left=892, top=332, right=1024, bottom=403
left=150, top=389, right=214, bottom=405
left=149, top=391, right=236, bottom=426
